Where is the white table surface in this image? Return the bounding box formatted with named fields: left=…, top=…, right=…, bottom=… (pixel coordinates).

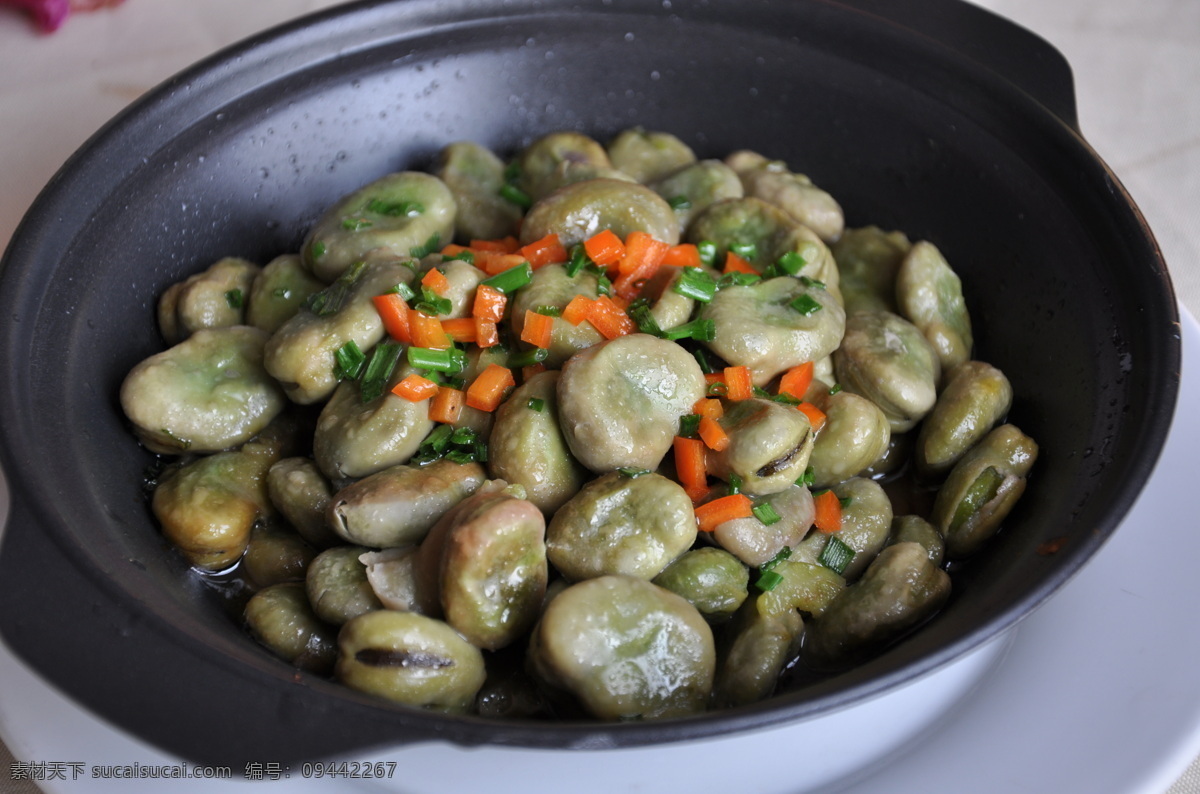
left=0, top=0, right=1196, bottom=791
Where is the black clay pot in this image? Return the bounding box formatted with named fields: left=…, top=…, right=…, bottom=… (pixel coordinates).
left=0, top=0, right=1179, bottom=768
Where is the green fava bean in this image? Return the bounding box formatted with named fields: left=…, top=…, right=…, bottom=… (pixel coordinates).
left=359, top=546, right=436, bottom=614
left=831, top=226, right=912, bottom=315
left=245, top=254, right=325, bottom=335
left=650, top=159, right=743, bottom=234
left=707, top=399, right=816, bottom=497
left=712, top=600, right=804, bottom=709
left=931, top=424, right=1038, bottom=559
left=241, top=521, right=316, bottom=588
left=527, top=575, right=715, bottom=720
left=712, top=485, right=814, bottom=566
left=244, top=582, right=337, bottom=675
left=606, top=127, right=697, bottom=184
left=754, top=559, right=846, bottom=619
left=802, top=542, right=951, bottom=671
left=652, top=547, right=750, bottom=620
left=895, top=240, right=973, bottom=372
left=793, top=477, right=894, bottom=582
left=302, top=171, right=456, bottom=282
left=157, top=256, right=261, bottom=345
left=739, top=164, right=845, bottom=244
left=515, top=131, right=618, bottom=202
left=121, top=325, right=287, bottom=455
left=263, top=258, right=416, bottom=405
left=888, top=514, right=946, bottom=567
left=808, top=390, right=892, bottom=489
left=520, top=178, right=680, bottom=248
left=336, top=610, right=487, bottom=713
left=435, top=141, right=522, bottom=241
left=833, top=310, right=940, bottom=433
left=488, top=370, right=587, bottom=515
left=509, top=264, right=605, bottom=368
left=266, top=457, right=340, bottom=549
left=305, top=545, right=384, bottom=626
left=915, top=361, right=1013, bottom=481
left=546, top=471, right=697, bottom=581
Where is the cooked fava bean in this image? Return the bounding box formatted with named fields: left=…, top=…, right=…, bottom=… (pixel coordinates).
left=707, top=399, right=816, bottom=497
left=753, top=559, right=846, bottom=619
left=738, top=163, right=845, bottom=243
left=152, top=422, right=291, bottom=571
left=635, top=260, right=700, bottom=332
left=527, top=574, right=715, bottom=720
left=652, top=547, right=749, bottom=620
left=650, top=159, right=744, bottom=234
left=546, top=471, right=696, bottom=581
left=712, top=485, right=815, bottom=566
left=520, top=178, right=679, bottom=248
left=359, top=546, right=434, bottom=613
left=328, top=459, right=486, bottom=548
left=305, top=545, right=383, bottom=625
left=700, top=277, right=845, bottom=386
left=475, top=665, right=550, bottom=720
left=488, top=371, right=587, bottom=515
left=808, top=390, right=892, bottom=488
left=931, top=424, right=1038, bottom=559
left=336, top=610, right=486, bottom=713
left=246, top=254, right=325, bottom=334
left=266, top=457, right=340, bottom=548
left=242, top=521, right=316, bottom=588
left=803, top=542, right=951, bottom=670
left=712, top=600, right=803, bottom=708
left=557, top=333, right=706, bottom=472
left=793, top=477, right=894, bottom=581
left=263, top=258, right=416, bottom=404
left=419, top=257, right=487, bottom=319
left=312, top=363, right=436, bottom=480
left=416, top=488, right=547, bottom=650
left=888, top=514, right=945, bottom=567
left=244, top=582, right=337, bottom=675
left=915, top=361, right=1013, bottom=481
left=895, top=241, right=973, bottom=372
left=158, top=256, right=260, bottom=345
left=831, top=226, right=911, bottom=315
left=435, top=141, right=522, bottom=241
left=121, top=326, right=287, bottom=455
left=606, top=127, right=696, bottom=184
left=509, top=264, right=605, bottom=368
left=723, top=149, right=774, bottom=175
left=515, top=131, right=617, bottom=202
left=833, top=311, right=940, bottom=433
left=301, top=171, right=456, bottom=282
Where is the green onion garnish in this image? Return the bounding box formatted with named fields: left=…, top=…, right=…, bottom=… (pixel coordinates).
left=310, top=240, right=327, bottom=259
left=799, top=275, right=826, bottom=289
left=755, top=569, right=784, bottom=592
left=410, top=232, right=442, bottom=259
left=412, top=424, right=488, bottom=466
left=533, top=305, right=563, bottom=317
left=789, top=293, right=823, bottom=316
left=565, top=245, right=592, bottom=278
left=334, top=340, right=367, bottom=381
left=717, top=271, right=762, bottom=289
left=595, top=272, right=613, bottom=297
left=442, top=249, right=475, bottom=264
left=367, top=198, right=424, bottom=217
left=728, top=473, right=743, bottom=495
left=772, top=393, right=803, bottom=406
left=796, top=465, right=815, bottom=488
left=730, top=241, right=757, bottom=261
left=359, top=341, right=403, bottom=403
left=761, top=546, right=793, bottom=572
left=667, top=195, right=692, bottom=210
left=499, top=183, right=532, bottom=209
left=617, top=467, right=651, bottom=478
left=673, top=267, right=717, bottom=303
left=480, top=261, right=533, bottom=294
left=663, top=318, right=716, bottom=342
left=342, top=217, right=373, bottom=231
left=696, top=240, right=718, bottom=267
left=527, top=397, right=545, bottom=412
left=774, top=250, right=807, bottom=276
left=693, top=348, right=716, bottom=374
left=407, top=346, right=467, bottom=374
left=752, top=501, right=782, bottom=525
left=386, top=282, right=417, bottom=301
left=829, top=383, right=843, bottom=395
left=413, top=286, right=452, bottom=316
left=627, top=300, right=665, bottom=337
left=818, top=535, right=855, bottom=575
left=305, top=260, right=366, bottom=316
left=507, top=347, right=549, bottom=369
left=679, top=414, right=701, bottom=438
left=224, top=289, right=244, bottom=310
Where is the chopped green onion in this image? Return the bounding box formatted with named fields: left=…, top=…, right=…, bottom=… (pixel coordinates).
left=796, top=465, right=815, bottom=488
left=480, top=261, right=533, bottom=294
left=527, top=397, right=545, bottom=412
left=367, top=198, right=423, bottom=217
left=752, top=386, right=773, bottom=399
left=760, top=545, right=792, bottom=573
left=412, top=423, right=488, bottom=466
left=507, top=347, right=549, bottom=369
left=410, top=233, right=441, bottom=259
left=386, top=282, right=417, bottom=301
left=667, top=195, right=692, bottom=210
left=595, top=272, right=613, bottom=297
left=696, top=240, right=718, bottom=267
left=772, top=392, right=803, bottom=406
left=442, top=249, right=475, bottom=264
left=617, top=467, right=651, bottom=478
left=627, top=300, right=664, bottom=336
left=730, top=241, right=758, bottom=261
left=305, top=260, right=366, bottom=316
left=533, top=305, right=563, bottom=317
left=565, top=245, right=592, bottom=278
left=728, top=473, right=743, bottom=495
left=799, top=275, right=826, bottom=289
left=662, top=318, right=716, bottom=342
left=678, top=414, right=701, bottom=438
left=503, top=161, right=522, bottom=183
left=407, top=346, right=467, bottom=374
left=498, top=183, right=532, bottom=209
left=413, top=286, right=452, bottom=316
left=706, top=380, right=728, bottom=398
left=789, top=293, right=823, bottom=316
left=818, top=535, right=855, bottom=575
left=774, top=250, right=807, bottom=276
left=673, top=267, right=717, bottom=303
left=693, top=348, right=716, bottom=374
left=450, top=426, right=478, bottom=445
left=224, top=289, right=244, bottom=310
left=752, top=501, right=782, bottom=526
left=839, top=495, right=854, bottom=509
left=829, top=383, right=843, bottom=395
left=334, top=340, right=367, bottom=381
left=359, top=341, right=404, bottom=403
left=342, top=216, right=374, bottom=231
left=717, top=271, right=761, bottom=289
left=310, top=240, right=327, bottom=260
left=755, top=569, right=784, bottom=592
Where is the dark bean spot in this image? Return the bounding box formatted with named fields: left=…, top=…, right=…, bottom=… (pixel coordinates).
left=356, top=648, right=454, bottom=669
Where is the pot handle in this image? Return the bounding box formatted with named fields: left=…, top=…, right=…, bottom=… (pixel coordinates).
left=840, top=0, right=1080, bottom=130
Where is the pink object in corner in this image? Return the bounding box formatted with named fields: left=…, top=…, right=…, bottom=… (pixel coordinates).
left=1, top=0, right=125, bottom=33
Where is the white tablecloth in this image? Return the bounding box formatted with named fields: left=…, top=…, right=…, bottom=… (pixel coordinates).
left=0, top=0, right=1196, bottom=791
